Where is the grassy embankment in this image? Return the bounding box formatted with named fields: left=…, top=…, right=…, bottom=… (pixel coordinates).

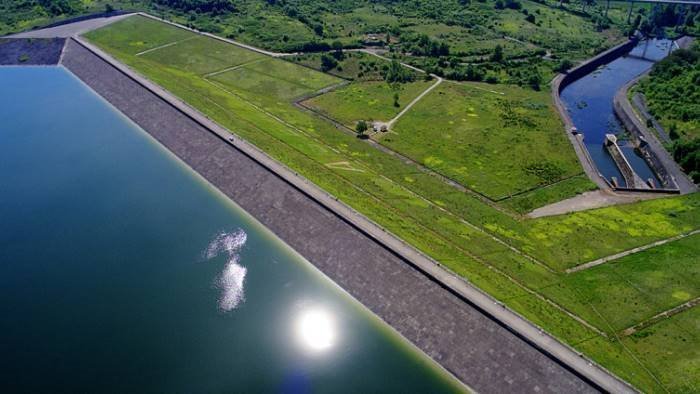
left=85, top=15, right=700, bottom=392
left=305, top=80, right=434, bottom=128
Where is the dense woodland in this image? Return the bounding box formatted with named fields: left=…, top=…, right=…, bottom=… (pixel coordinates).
left=639, top=43, right=700, bottom=182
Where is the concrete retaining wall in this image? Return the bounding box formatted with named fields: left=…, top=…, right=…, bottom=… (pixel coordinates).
left=613, top=71, right=696, bottom=194
left=604, top=134, right=645, bottom=189
left=613, top=96, right=675, bottom=189
left=554, top=38, right=639, bottom=95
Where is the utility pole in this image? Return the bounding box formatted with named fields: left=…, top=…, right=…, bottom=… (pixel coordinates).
left=627, top=0, right=634, bottom=24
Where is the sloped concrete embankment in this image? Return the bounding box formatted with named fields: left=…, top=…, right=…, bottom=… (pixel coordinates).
left=59, top=37, right=630, bottom=393
left=0, top=38, right=65, bottom=65
left=614, top=74, right=696, bottom=194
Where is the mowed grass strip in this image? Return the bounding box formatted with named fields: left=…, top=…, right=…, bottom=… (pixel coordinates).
left=618, top=304, right=700, bottom=393
left=387, top=81, right=582, bottom=200
left=551, top=233, right=700, bottom=332
left=141, top=35, right=265, bottom=75
left=85, top=16, right=700, bottom=390
left=500, top=175, right=596, bottom=214
left=211, top=57, right=341, bottom=101
left=304, top=80, right=435, bottom=127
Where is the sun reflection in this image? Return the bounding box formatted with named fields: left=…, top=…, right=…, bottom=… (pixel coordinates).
left=295, top=308, right=336, bottom=352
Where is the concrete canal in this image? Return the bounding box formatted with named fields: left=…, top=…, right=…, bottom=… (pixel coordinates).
left=559, top=38, right=675, bottom=188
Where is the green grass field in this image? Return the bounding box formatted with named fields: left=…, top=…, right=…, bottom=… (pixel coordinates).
left=304, top=80, right=434, bottom=127
left=289, top=51, right=418, bottom=81
left=382, top=81, right=585, bottom=199
left=84, top=15, right=700, bottom=392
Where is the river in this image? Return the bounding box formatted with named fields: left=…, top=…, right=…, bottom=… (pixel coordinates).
left=560, top=38, right=674, bottom=187
left=0, top=66, right=462, bottom=393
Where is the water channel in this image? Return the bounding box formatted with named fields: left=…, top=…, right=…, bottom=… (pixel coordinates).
left=560, top=38, right=674, bottom=187
left=0, top=66, right=463, bottom=393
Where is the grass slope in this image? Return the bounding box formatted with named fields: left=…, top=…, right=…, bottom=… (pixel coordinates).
left=84, top=16, right=700, bottom=392
left=305, top=80, right=434, bottom=127
left=385, top=81, right=585, bottom=199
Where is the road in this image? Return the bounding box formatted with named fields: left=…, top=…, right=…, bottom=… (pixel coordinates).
left=386, top=76, right=443, bottom=130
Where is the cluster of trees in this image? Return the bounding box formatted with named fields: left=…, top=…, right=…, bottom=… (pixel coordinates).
left=154, top=0, right=235, bottom=15
left=634, top=4, right=700, bottom=37
left=399, top=33, right=450, bottom=57
left=494, top=0, right=521, bottom=11
left=382, top=59, right=415, bottom=83
left=672, top=139, right=700, bottom=183
left=37, top=0, right=79, bottom=16
left=640, top=45, right=700, bottom=182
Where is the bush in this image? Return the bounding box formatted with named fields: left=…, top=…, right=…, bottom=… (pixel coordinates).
left=320, top=54, right=338, bottom=71
left=555, top=59, right=574, bottom=73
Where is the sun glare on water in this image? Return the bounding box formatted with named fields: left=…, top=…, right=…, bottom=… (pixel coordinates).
left=295, top=308, right=336, bottom=352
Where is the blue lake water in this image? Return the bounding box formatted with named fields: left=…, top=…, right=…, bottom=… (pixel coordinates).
left=0, top=66, right=462, bottom=393
left=560, top=39, right=673, bottom=186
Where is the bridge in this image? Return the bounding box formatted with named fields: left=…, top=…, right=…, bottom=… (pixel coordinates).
left=600, top=0, right=700, bottom=24
left=602, top=0, right=700, bottom=4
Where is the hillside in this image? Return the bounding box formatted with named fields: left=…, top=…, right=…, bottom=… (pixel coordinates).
left=638, top=43, right=700, bottom=182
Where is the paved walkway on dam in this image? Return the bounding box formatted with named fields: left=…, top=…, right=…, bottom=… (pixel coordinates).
left=59, top=39, right=615, bottom=393
left=8, top=14, right=131, bottom=38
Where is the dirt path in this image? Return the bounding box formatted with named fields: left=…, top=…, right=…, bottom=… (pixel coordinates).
left=135, top=35, right=197, bottom=56
left=622, top=297, right=700, bottom=337
left=566, top=228, right=700, bottom=273
left=386, top=76, right=442, bottom=129
left=528, top=189, right=664, bottom=218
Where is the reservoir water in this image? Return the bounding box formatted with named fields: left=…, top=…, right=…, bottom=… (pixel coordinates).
left=0, top=67, right=462, bottom=393
left=560, top=39, right=674, bottom=186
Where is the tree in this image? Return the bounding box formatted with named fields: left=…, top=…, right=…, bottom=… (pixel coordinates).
left=555, top=59, right=574, bottom=73
left=528, top=72, right=542, bottom=91
left=356, top=120, right=368, bottom=137
left=491, top=44, right=504, bottom=63
left=383, top=59, right=414, bottom=83
left=105, top=3, right=115, bottom=13
left=331, top=40, right=344, bottom=60
left=505, top=0, right=522, bottom=10
left=320, top=54, right=338, bottom=71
